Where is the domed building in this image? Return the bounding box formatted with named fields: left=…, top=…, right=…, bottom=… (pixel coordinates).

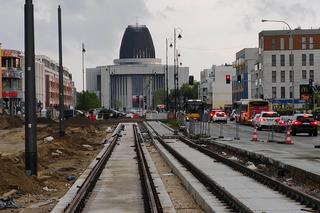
left=86, top=24, right=189, bottom=111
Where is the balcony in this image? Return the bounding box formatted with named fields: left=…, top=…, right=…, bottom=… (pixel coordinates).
left=2, top=67, right=23, bottom=79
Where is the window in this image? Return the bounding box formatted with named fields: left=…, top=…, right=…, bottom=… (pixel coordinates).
left=309, top=54, right=314, bottom=66
left=289, top=37, right=293, bottom=50
left=272, top=39, right=276, bottom=50
left=280, top=38, right=285, bottom=50
left=302, top=70, right=307, bottom=79
left=289, top=70, right=293, bottom=82
left=272, top=87, right=277, bottom=99
left=272, top=55, right=276, bottom=66
left=309, top=37, right=314, bottom=49
left=290, top=86, right=293, bottom=98
left=272, top=71, right=276, bottom=83
left=310, top=70, right=314, bottom=81
left=281, top=70, right=285, bottom=82
left=281, top=87, right=285, bottom=98
left=302, top=54, right=306, bottom=66
left=289, top=54, right=294, bottom=66
left=302, top=37, right=306, bottom=49
left=280, top=54, right=285, bottom=66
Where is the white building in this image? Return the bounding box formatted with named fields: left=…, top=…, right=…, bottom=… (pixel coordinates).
left=200, top=65, right=235, bottom=109
left=253, top=29, right=320, bottom=108
left=86, top=24, right=189, bottom=111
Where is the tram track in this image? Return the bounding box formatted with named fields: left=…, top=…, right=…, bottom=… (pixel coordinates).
left=145, top=121, right=320, bottom=212
left=52, top=123, right=163, bottom=213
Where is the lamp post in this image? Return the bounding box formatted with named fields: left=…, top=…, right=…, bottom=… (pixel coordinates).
left=261, top=19, right=294, bottom=113
left=173, top=27, right=182, bottom=112
left=166, top=38, right=173, bottom=111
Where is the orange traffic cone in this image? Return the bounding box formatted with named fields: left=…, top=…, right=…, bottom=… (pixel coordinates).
left=285, top=128, right=294, bottom=144
left=252, top=127, right=258, bottom=142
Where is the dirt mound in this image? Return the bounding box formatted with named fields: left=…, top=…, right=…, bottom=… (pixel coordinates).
left=65, top=116, right=93, bottom=127
left=0, top=155, right=41, bottom=194
left=37, top=117, right=55, bottom=125
left=0, top=115, right=23, bottom=130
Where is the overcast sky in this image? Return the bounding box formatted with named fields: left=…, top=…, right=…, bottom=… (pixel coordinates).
left=1, top=0, right=320, bottom=90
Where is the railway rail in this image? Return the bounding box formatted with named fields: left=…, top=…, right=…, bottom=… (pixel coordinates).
left=145, top=121, right=320, bottom=213
left=52, top=123, right=163, bottom=213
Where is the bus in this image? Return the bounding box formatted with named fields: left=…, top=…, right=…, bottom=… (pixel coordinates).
left=183, top=99, right=205, bottom=121
left=234, top=99, right=271, bottom=124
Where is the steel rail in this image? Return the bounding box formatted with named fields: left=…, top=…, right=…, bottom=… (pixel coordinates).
left=179, top=136, right=320, bottom=211
left=145, top=122, right=254, bottom=213
left=133, top=124, right=163, bottom=213
left=63, top=124, right=124, bottom=213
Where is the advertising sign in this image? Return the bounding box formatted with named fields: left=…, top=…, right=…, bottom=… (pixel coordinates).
left=300, top=84, right=311, bottom=101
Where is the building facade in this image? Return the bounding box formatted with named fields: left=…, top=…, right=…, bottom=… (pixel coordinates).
left=199, top=65, right=235, bottom=109
left=232, top=48, right=258, bottom=102
left=36, top=55, right=75, bottom=109
left=199, top=68, right=213, bottom=107
left=252, top=29, right=320, bottom=108
left=1, top=49, right=23, bottom=114
left=86, top=24, right=189, bottom=111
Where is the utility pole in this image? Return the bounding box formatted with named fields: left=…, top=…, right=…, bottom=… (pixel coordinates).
left=24, top=0, right=37, bottom=176
left=58, top=5, right=64, bottom=137
left=173, top=29, right=177, bottom=112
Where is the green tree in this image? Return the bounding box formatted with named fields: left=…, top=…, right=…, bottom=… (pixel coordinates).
left=76, top=91, right=101, bottom=111
left=153, top=90, right=165, bottom=106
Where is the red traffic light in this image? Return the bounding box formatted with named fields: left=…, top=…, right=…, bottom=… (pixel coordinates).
left=226, top=75, right=231, bottom=84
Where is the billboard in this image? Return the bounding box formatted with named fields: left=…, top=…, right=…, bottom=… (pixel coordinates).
left=300, top=84, right=311, bottom=101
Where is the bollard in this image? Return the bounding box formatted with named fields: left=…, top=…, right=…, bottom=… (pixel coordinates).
left=234, top=121, right=240, bottom=140
left=219, top=123, right=224, bottom=138
left=251, top=126, right=258, bottom=142
left=268, top=125, right=275, bottom=142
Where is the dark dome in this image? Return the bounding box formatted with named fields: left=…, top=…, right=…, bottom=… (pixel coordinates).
left=119, top=25, right=155, bottom=59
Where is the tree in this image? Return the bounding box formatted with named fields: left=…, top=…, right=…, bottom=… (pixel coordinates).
left=168, top=82, right=199, bottom=109
left=76, top=91, right=101, bottom=111
left=153, top=90, right=165, bottom=106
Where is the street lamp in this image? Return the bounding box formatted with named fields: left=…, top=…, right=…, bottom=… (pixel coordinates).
left=173, top=27, right=182, bottom=112
left=82, top=43, right=86, bottom=92
left=261, top=19, right=294, bottom=113
left=166, top=38, right=173, bottom=111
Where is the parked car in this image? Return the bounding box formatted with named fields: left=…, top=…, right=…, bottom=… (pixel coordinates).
left=255, top=111, right=279, bottom=130
left=97, top=109, right=115, bottom=120
left=291, top=114, right=318, bottom=136
left=251, top=114, right=261, bottom=127
left=274, top=115, right=293, bottom=132
left=64, top=109, right=84, bottom=120
left=211, top=111, right=227, bottom=123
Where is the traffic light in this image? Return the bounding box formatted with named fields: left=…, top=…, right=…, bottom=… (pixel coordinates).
left=143, top=96, right=147, bottom=103
left=226, top=74, right=231, bottom=84
left=189, top=75, right=194, bottom=85
left=237, top=75, right=241, bottom=83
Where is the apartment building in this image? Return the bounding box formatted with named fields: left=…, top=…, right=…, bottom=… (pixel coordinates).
left=36, top=55, right=75, bottom=109
left=199, top=68, right=213, bottom=107
left=232, top=48, right=258, bottom=102
left=1, top=49, right=23, bottom=115
left=252, top=29, right=320, bottom=108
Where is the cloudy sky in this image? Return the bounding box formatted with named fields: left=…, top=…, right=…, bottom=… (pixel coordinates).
left=1, top=0, right=320, bottom=90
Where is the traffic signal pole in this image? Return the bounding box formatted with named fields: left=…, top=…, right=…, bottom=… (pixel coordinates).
left=24, top=0, right=37, bottom=176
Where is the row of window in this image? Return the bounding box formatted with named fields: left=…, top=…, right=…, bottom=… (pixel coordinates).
left=272, top=36, right=314, bottom=50
left=271, top=86, right=292, bottom=99
left=271, top=70, right=314, bottom=83
left=271, top=54, right=314, bottom=67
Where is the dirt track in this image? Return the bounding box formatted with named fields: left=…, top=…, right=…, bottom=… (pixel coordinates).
left=0, top=116, right=122, bottom=212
